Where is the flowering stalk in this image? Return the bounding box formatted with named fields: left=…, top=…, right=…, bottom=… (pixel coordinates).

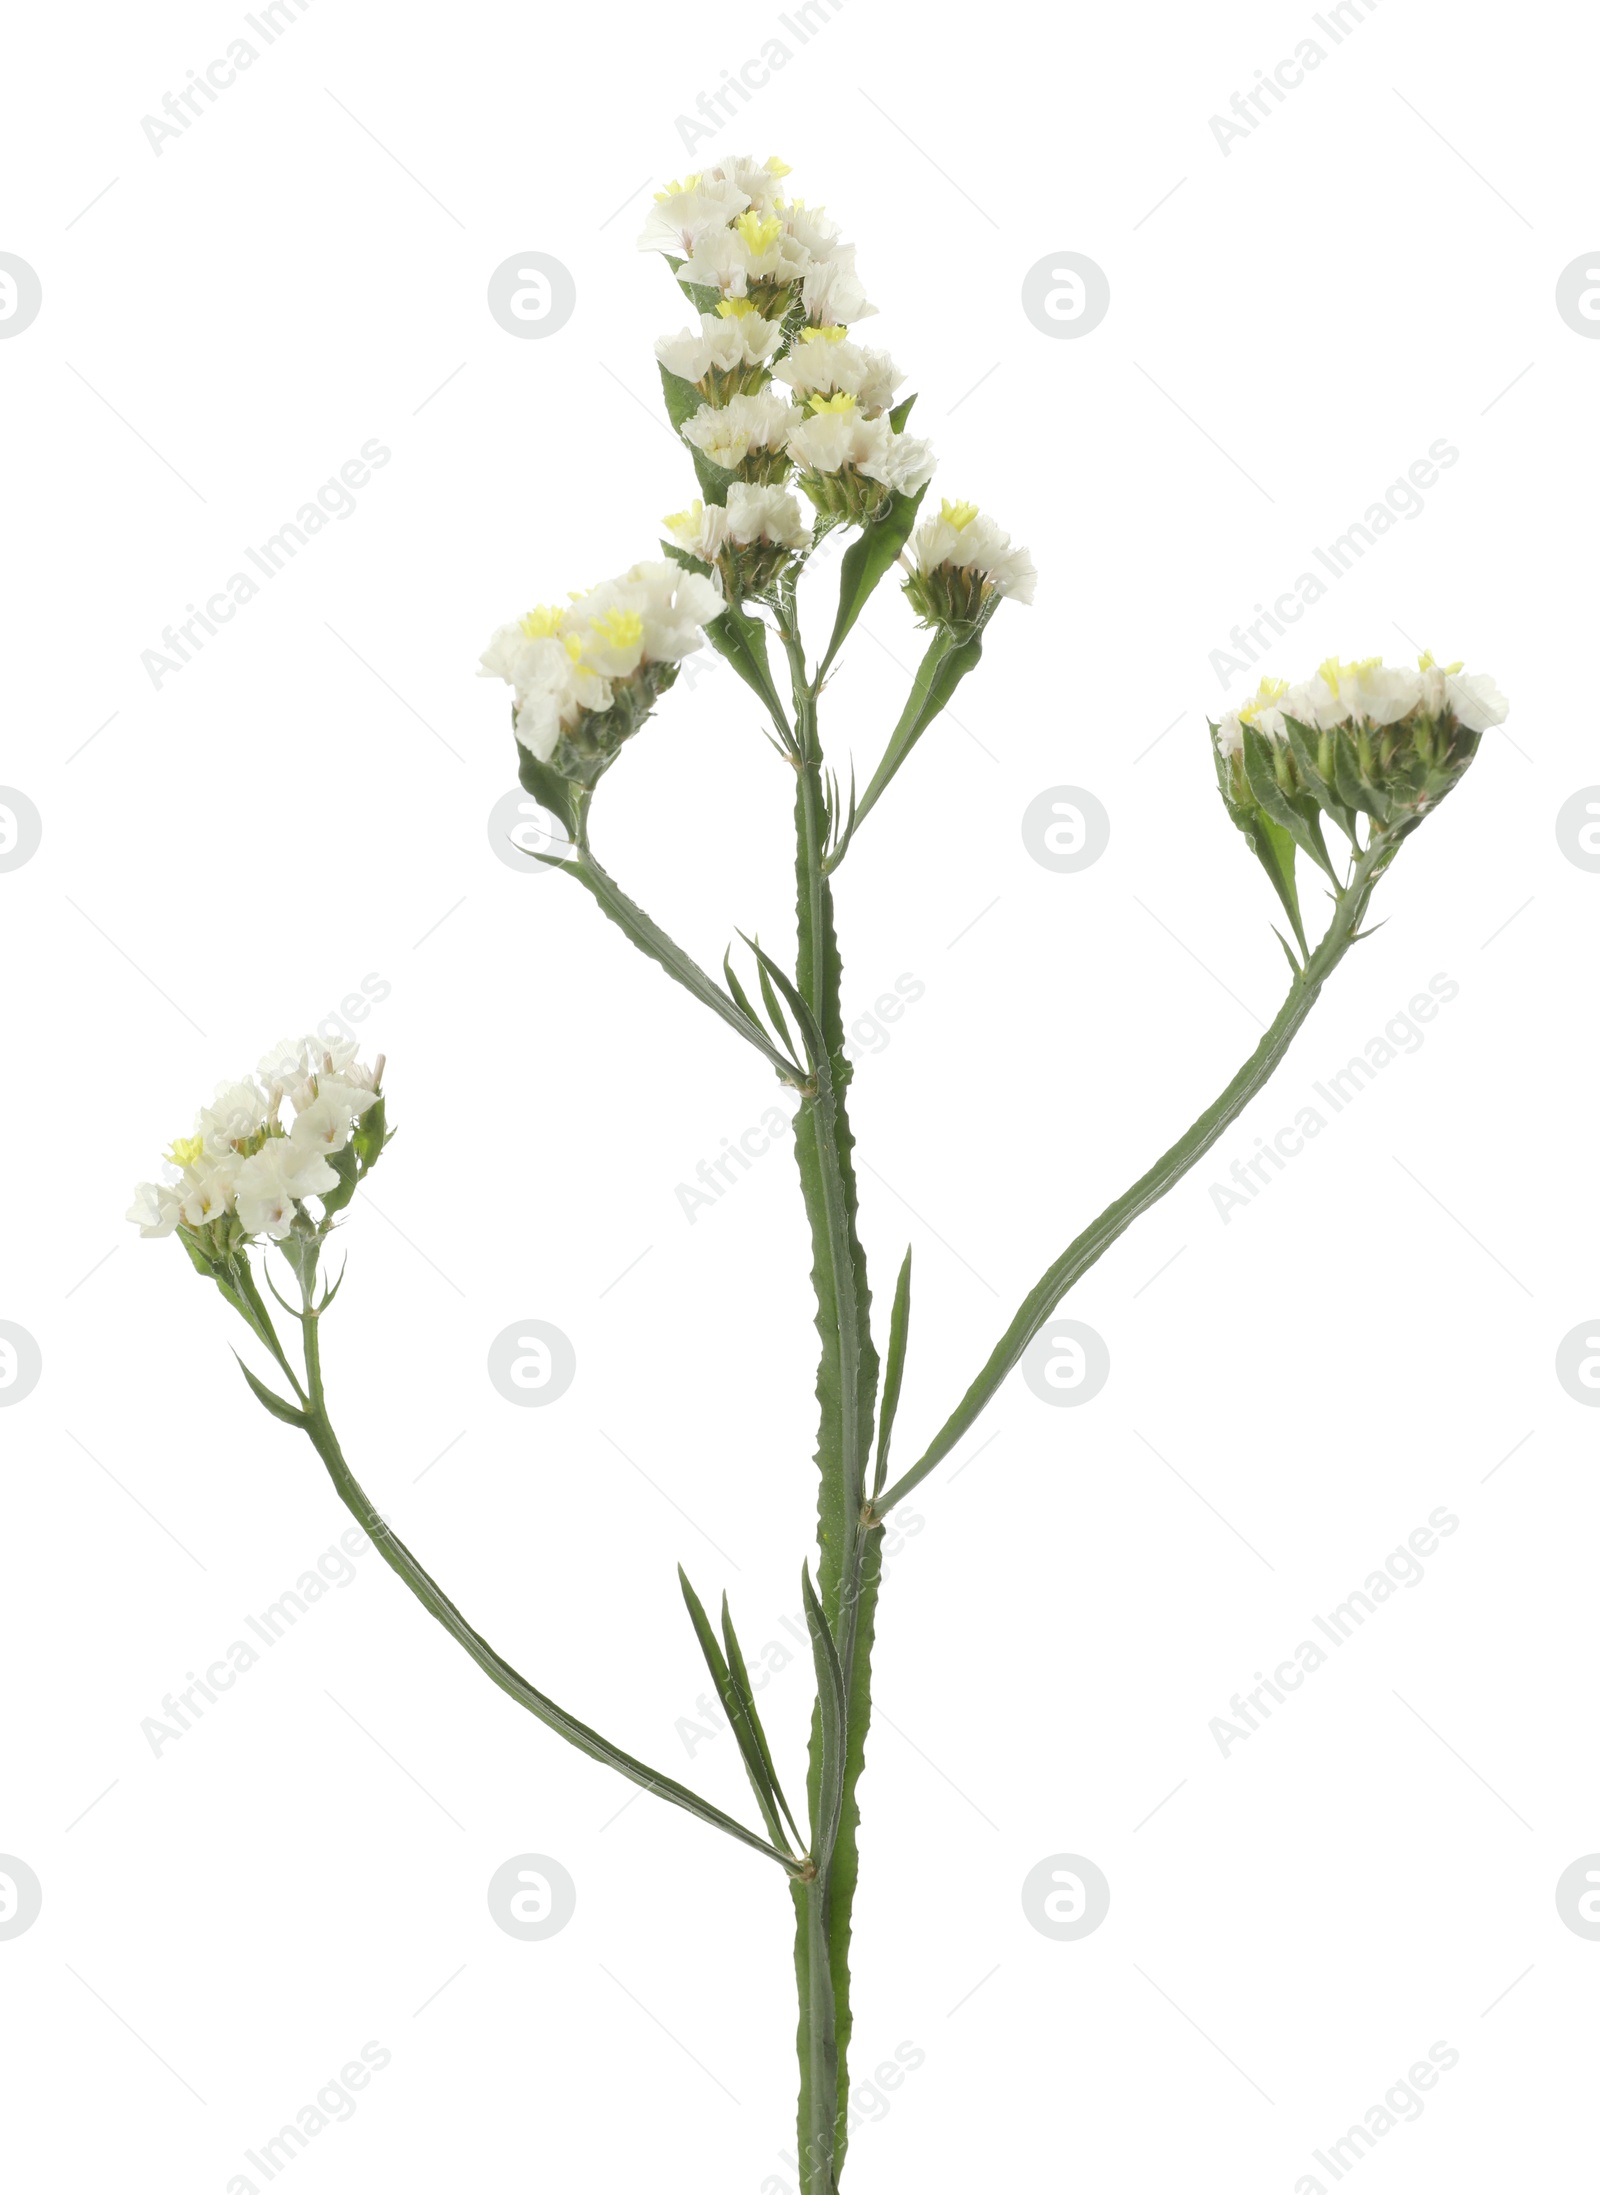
left=129, top=156, right=1508, bottom=2195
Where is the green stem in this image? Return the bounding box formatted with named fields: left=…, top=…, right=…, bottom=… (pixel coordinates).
left=780, top=609, right=881, bottom=2191
left=874, top=840, right=1388, bottom=1519
left=292, top=1309, right=800, bottom=1873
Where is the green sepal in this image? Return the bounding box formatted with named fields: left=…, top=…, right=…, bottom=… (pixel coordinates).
left=1331, top=725, right=1388, bottom=823
left=317, top=1141, right=360, bottom=1219
left=1284, top=716, right=1358, bottom=844
left=819, top=478, right=929, bottom=677
left=233, top=1351, right=308, bottom=1428
left=888, top=393, right=917, bottom=431
left=1243, top=726, right=1337, bottom=881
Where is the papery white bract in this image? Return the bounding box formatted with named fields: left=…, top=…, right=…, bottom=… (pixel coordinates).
left=772, top=335, right=904, bottom=415
left=128, top=1038, right=388, bottom=1250
left=903, top=500, right=1036, bottom=626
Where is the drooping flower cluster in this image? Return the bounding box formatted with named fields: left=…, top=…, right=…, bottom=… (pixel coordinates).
left=128, top=1036, right=387, bottom=1252
left=643, top=155, right=938, bottom=539
left=1213, top=653, right=1510, bottom=846
left=903, top=500, right=1038, bottom=630
left=480, top=561, right=723, bottom=779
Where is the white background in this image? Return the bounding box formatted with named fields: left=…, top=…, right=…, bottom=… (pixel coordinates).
left=1, top=1, right=1594, bottom=2188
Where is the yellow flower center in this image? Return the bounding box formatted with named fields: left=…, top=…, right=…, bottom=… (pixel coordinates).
left=519, top=605, right=564, bottom=640
left=1239, top=676, right=1289, bottom=724
left=807, top=391, right=858, bottom=415
left=169, top=1135, right=205, bottom=1168
left=716, top=297, right=760, bottom=319
left=589, top=607, right=644, bottom=651
left=800, top=324, right=849, bottom=344
left=654, top=174, right=701, bottom=201
left=735, top=210, right=783, bottom=255
left=1417, top=650, right=1463, bottom=674
left=765, top=156, right=792, bottom=178
left=939, top=499, right=980, bottom=531
left=664, top=501, right=704, bottom=537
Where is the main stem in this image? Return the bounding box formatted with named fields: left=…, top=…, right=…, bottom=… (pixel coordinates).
left=782, top=610, right=880, bottom=2194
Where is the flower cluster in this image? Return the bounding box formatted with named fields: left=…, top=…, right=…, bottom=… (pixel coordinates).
left=1214, top=653, right=1510, bottom=846
left=128, top=1036, right=388, bottom=1253
left=643, top=155, right=937, bottom=538
left=903, top=500, right=1037, bottom=630
left=480, top=561, right=723, bottom=779
left=665, top=485, right=812, bottom=602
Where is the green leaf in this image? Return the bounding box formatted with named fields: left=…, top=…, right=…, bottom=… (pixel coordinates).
left=800, top=1563, right=847, bottom=1871
left=233, top=1352, right=308, bottom=1427
left=721, top=949, right=764, bottom=1032
left=678, top=1568, right=791, bottom=1853
left=702, top=596, right=790, bottom=729
left=819, top=480, right=928, bottom=677
left=888, top=393, right=917, bottom=431
left=837, top=625, right=986, bottom=857
left=722, top=1594, right=802, bottom=1846
left=1242, top=727, right=1337, bottom=881
left=872, top=1247, right=913, bottom=1498
left=756, top=952, right=798, bottom=1058
left=657, top=362, right=738, bottom=505
left=317, top=1141, right=361, bottom=1218
left=515, top=742, right=578, bottom=840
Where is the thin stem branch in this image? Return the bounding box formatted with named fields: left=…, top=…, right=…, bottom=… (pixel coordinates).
left=872, top=842, right=1389, bottom=1519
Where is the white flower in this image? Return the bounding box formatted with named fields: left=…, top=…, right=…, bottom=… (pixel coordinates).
left=663, top=498, right=731, bottom=564
left=1282, top=667, right=1349, bottom=732
left=179, top=1161, right=238, bottom=1229
left=1417, top=656, right=1509, bottom=730
left=127, top=1181, right=182, bottom=1238
left=234, top=1137, right=339, bottom=1242
left=1338, top=659, right=1423, bottom=727
left=1214, top=713, right=1244, bottom=761
left=724, top=482, right=811, bottom=550
left=701, top=153, right=791, bottom=213
left=772, top=334, right=903, bottom=413
left=802, top=246, right=875, bottom=326
left=906, top=502, right=1036, bottom=605
left=290, top=1079, right=378, bottom=1157
left=636, top=174, right=750, bottom=258
left=679, top=218, right=807, bottom=302
left=682, top=390, right=795, bottom=470
left=197, top=1077, right=269, bottom=1149
left=655, top=311, right=783, bottom=385
left=787, top=404, right=934, bottom=494
left=780, top=200, right=842, bottom=260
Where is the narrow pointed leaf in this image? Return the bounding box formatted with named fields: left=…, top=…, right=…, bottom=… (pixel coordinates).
left=818, top=479, right=929, bottom=676
left=678, top=1567, right=789, bottom=1851
left=234, top=1352, right=308, bottom=1427
left=721, top=1593, right=802, bottom=1846
left=872, top=1247, right=913, bottom=1498
left=800, top=1564, right=848, bottom=1871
